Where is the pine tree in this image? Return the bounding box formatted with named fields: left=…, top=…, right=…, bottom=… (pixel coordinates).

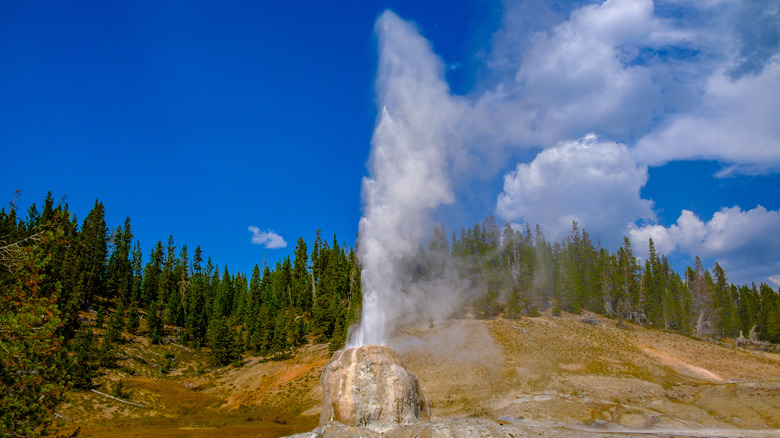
left=207, top=315, right=240, bottom=365
left=187, top=246, right=208, bottom=346
left=105, top=299, right=125, bottom=345
left=736, top=284, right=759, bottom=336
left=233, top=272, right=249, bottom=323
left=70, top=327, right=98, bottom=390
left=758, top=283, right=780, bottom=343
left=141, top=241, right=164, bottom=307
left=270, top=310, right=294, bottom=353
left=127, top=240, right=143, bottom=333
left=642, top=239, right=664, bottom=326
left=0, top=208, right=74, bottom=436
left=214, top=266, right=234, bottom=318
left=292, top=237, right=310, bottom=312
left=158, top=235, right=178, bottom=308
left=106, top=217, right=133, bottom=303
left=712, top=262, right=737, bottom=338
left=615, top=237, right=641, bottom=325
left=74, top=200, right=108, bottom=308
left=168, top=244, right=189, bottom=328
left=147, top=300, right=164, bottom=344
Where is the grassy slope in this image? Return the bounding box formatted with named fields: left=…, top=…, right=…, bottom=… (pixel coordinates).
left=58, top=311, right=780, bottom=437
left=395, top=313, right=780, bottom=431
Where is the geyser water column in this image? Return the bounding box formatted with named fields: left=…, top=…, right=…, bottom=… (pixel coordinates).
left=347, top=11, right=462, bottom=347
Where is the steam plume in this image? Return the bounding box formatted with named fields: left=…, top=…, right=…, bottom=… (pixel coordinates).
left=347, top=11, right=464, bottom=347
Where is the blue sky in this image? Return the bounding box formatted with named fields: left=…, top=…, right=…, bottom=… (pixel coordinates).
left=2, top=1, right=779, bottom=286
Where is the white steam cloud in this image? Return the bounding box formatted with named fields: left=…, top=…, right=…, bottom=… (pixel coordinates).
left=247, top=226, right=287, bottom=249
left=348, top=11, right=465, bottom=347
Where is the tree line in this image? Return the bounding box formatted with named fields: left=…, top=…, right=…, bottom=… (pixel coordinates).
left=407, top=216, right=780, bottom=344
left=0, top=192, right=361, bottom=436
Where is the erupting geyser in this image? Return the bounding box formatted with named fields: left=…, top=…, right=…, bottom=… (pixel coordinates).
left=347, top=11, right=460, bottom=348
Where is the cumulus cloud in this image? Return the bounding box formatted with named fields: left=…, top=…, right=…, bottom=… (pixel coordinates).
left=629, top=206, right=780, bottom=285
left=631, top=0, right=780, bottom=171
left=479, top=0, right=702, bottom=147
left=496, top=134, right=654, bottom=246
left=247, top=226, right=287, bottom=249
left=480, top=0, right=780, bottom=171
left=634, top=62, right=780, bottom=172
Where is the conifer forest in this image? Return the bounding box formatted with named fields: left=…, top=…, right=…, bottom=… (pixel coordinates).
left=1, top=192, right=779, bottom=435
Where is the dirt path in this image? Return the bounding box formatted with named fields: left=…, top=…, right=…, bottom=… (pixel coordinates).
left=641, top=346, right=725, bottom=382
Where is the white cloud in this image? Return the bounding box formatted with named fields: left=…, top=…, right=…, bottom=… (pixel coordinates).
left=496, top=134, right=655, bottom=246
left=480, top=0, right=699, bottom=146
left=480, top=0, right=780, bottom=174
left=247, top=226, right=287, bottom=249
left=629, top=206, right=780, bottom=285
left=634, top=62, right=780, bottom=171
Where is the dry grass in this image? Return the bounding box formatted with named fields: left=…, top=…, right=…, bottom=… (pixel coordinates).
left=391, top=311, right=780, bottom=431
left=57, top=336, right=326, bottom=437
left=57, top=310, right=780, bottom=437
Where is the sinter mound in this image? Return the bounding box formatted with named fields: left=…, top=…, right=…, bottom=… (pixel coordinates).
left=320, top=345, right=430, bottom=430
left=296, top=344, right=643, bottom=438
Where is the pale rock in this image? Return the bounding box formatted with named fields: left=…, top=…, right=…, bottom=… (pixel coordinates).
left=320, top=345, right=430, bottom=431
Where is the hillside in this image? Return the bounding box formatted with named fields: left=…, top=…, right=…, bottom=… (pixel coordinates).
left=58, top=311, right=780, bottom=437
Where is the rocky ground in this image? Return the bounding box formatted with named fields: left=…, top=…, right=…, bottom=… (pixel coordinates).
left=392, top=313, right=780, bottom=432
left=60, top=311, right=780, bottom=437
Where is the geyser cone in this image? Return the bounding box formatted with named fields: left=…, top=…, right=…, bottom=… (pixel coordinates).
left=320, top=344, right=430, bottom=431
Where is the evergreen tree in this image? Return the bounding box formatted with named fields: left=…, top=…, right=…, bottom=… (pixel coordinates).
left=74, top=200, right=108, bottom=308
left=127, top=240, right=143, bottom=333
left=712, top=262, right=737, bottom=338
left=214, top=266, right=234, bottom=318
left=70, top=326, right=98, bottom=390
left=106, top=217, right=133, bottom=303
left=615, top=237, right=641, bottom=325
left=292, top=237, right=310, bottom=312
left=0, top=208, right=74, bottom=436
left=105, top=299, right=125, bottom=345
left=141, top=241, right=164, bottom=307
left=158, top=235, right=178, bottom=309
left=270, top=310, right=294, bottom=353
left=642, top=239, right=664, bottom=326
left=169, top=244, right=189, bottom=328
left=147, top=300, right=164, bottom=344
left=186, top=246, right=208, bottom=346
left=233, top=272, right=249, bottom=323
left=758, top=283, right=780, bottom=343
left=736, top=284, right=759, bottom=336
left=207, top=315, right=240, bottom=365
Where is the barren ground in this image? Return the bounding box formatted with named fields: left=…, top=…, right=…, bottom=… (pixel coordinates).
left=60, top=311, right=780, bottom=437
